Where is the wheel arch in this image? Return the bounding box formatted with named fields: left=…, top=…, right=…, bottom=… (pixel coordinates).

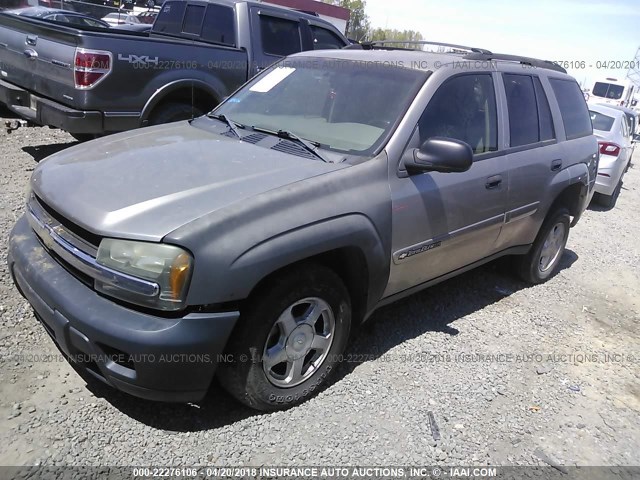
left=223, top=215, right=390, bottom=326
left=244, top=247, right=371, bottom=327
left=140, top=80, right=223, bottom=125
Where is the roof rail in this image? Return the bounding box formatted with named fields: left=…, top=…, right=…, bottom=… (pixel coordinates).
left=345, top=40, right=492, bottom=55
left=463, top=52, right=567, bottom=74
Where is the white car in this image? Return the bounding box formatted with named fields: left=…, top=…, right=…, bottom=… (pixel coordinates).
left=101, top=12, right=141, bottom=26
left=589, top=104, right=634, bottom=208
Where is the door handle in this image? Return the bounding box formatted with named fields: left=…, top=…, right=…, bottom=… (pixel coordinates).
left=485, top=175, right=502, bottom=190
left=23, top=49, right=38, bottom=60
left=551, top=159, right=563, bottom=171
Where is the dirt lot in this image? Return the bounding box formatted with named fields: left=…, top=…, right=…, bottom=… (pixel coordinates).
left=0, top=115, right=639, bottom=467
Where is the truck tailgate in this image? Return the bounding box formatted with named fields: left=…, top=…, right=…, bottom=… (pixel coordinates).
left=0, top=14, right=79, bottom=106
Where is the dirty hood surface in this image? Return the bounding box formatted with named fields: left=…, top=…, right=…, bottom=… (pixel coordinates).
left=31, top=121, right=347, bottom=241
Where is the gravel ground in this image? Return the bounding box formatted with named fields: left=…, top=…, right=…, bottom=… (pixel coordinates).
left=1, top=114, right=639, bottom=467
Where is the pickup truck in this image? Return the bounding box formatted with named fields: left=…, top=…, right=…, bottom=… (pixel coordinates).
left=0, top=0, right=348, bottom=137
left=8, top=44, right=598, bottom=411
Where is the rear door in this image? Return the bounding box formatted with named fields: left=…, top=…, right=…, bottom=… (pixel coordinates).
left=497, top=72, right=563, bottom=248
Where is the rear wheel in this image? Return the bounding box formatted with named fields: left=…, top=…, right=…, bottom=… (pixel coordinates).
left=149, top=102, right=204, bottom=125
left=516, top=208, right=570, bottom=284
left=217, top=265, right=351, bottom=411
left=597, top=179, right=622, bottom=209
left=70, top=133, right=96, bottom=142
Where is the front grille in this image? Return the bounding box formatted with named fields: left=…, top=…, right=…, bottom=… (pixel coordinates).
left=34, top=195, right=101, bottom=252
left=28, top=193, right=99, bottom=287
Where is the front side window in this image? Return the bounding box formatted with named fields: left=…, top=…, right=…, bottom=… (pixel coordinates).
left=260, top=15, right=301, bottom=56
left=550, top=79, right=592, bottom=139
left=418, top=74, right=498, bottom=154
left=214, top=59, right=427, bottom=155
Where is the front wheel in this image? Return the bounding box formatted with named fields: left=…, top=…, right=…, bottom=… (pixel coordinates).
left=516, top=208, right=570, bottom=284
left=217, top=265, right=351, bottom=411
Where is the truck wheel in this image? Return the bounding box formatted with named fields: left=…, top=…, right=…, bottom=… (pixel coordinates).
left=217, top=265, right=351, bottom=411
left=71, top=134, right=96, bottom=142
left=597, top=179, right=622, bottom=209
left=516, top=207, right=570, bottom=284
left=149, top=102, right=204, bottom=125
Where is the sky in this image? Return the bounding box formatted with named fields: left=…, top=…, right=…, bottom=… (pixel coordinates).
left=362, top=0, right=640, bottom=89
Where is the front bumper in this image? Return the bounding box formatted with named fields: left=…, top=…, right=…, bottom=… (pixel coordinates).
left=0, top=79, right=139, bottom=134
left=8, top=215, right=239, bottom=402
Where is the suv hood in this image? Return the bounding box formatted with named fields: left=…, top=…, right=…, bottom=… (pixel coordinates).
left=31, top=122, right=348, bottom=241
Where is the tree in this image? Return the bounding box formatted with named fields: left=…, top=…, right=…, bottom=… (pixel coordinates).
left=369, top=28, right=424, bottom=48
left=323, top=0, right=370, bottom=41
left=324, top=1, right=423, bottom=45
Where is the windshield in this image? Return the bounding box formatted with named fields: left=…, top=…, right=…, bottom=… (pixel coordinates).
left=589, top=110, right=615, bottom=131
left=213, top=58, right=428, bottom=156
left=592, top=82, right=624, bottom=100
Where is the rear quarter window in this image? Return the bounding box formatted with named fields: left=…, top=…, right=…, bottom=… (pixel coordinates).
left=549, top=78, right=592, bottom=139
left=153, top=1, right=187, bottom=34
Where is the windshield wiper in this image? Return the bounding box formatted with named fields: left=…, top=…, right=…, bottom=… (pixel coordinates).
left=251, top=126, right=329, bottom=163
left=208, top=113, right=244, bottom=139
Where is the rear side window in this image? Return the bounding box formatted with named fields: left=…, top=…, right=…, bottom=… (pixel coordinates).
left=418, top=74, right=498, bottom=154
left=202, top=4, right=235, bottom=46
left=154, top=1, right=187, bottom=34
left=549, top=79, right=592, bottom=139
left=533, top=77, right=555, bottom=141
left=504, top=74, right=539, bottom=147
left=310, top=25, right=345, bottom=50
left=589, top=111, right=615, bottom=131
left=260, top=15, right=301, bottom=56
left=182, top=4, right=204, bottom=35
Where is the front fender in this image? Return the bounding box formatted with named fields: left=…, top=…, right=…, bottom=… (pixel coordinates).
left=227, top=214, right=389, bottom=309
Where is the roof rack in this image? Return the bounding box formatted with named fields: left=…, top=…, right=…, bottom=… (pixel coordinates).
left=463, top=52, right=567, bottom=74
left=345, top=40, right=492, bottom=55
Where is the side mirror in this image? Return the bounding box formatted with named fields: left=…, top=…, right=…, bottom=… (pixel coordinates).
left=404, top=137, right=473, bottom=174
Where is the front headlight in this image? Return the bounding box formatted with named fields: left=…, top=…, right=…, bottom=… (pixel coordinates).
left=96, top=238, right=193, bottom=311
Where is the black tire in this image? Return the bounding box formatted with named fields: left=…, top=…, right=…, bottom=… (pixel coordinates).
left=70, top=133, right=96, bottom=142
left=149, top=102, right=204, bottom=125
left=217, top=264, right=351, bottom=411
left=516, top=207, right=571, bottom=284
left=596, top=179, right=622, bottom=209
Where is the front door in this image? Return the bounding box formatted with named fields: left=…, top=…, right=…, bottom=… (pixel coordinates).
left=385, top=72, right=508, bottom=297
